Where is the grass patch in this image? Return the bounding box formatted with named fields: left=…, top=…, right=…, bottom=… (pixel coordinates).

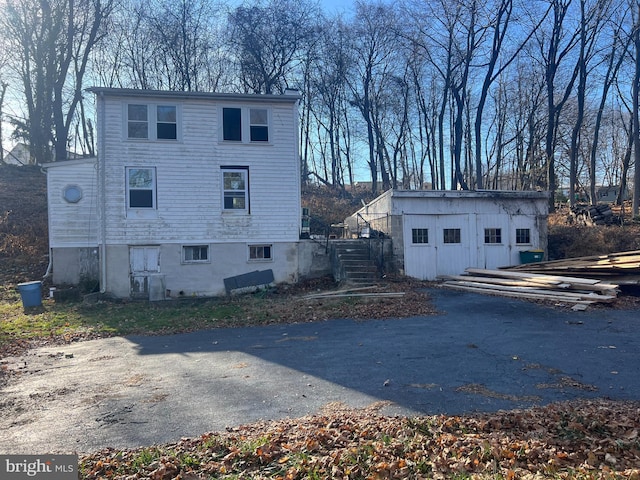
left=0, top=293, right=258, bottom=352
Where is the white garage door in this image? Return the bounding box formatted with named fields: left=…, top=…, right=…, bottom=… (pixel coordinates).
left=403, top=214, right=472, bottom=280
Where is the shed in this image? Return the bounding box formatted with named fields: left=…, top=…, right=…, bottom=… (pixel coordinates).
left=345, top=189, right=549, bottom=280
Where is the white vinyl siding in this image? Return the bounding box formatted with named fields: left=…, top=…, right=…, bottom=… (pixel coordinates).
left=98, top=94, right=300, bottom=245
left=45, top=158, right=98, bottom=248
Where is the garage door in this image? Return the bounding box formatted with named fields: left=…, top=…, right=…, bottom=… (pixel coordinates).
left=403, top=214, right=472, bottom=280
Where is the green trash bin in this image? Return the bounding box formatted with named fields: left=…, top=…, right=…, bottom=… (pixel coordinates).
left=17, top=281, right=43, bottom=308
left=519, top=250, right=544, bottom=264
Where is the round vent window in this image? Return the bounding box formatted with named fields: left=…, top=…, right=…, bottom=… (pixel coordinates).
left=63, top=185, right=83, bottom=203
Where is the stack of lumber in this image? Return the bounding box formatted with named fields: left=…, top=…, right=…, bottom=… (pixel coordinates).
left=506, top=250, right=640, bottom=285
left=439, top=268, right=619, bottom=307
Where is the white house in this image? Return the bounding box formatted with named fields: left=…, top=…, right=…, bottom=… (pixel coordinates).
left=44, top=87, right=303, bottom=299
left=345, top=189, right=549, bottom=280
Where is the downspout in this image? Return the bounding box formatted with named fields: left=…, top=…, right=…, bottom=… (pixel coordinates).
left=97, top=91, right=107, bottom=294
left=41, top=166, right=53, bottom=279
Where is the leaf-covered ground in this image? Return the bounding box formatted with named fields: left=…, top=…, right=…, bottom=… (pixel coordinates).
left=81, top=399, right=639, bottom=479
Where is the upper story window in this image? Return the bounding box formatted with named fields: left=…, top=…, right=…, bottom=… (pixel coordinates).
left=156, top=105, right=177, bottom=139
left=127, top=167, right=156, bottom=209
left=127, top=103, right=179, bottom=141
left=128, top=104, right=148, bottom=139
left=222, top=167, right=249, bottom=213
left=250, top=108, right=269, bottom=141
left=221, top=106, right=270, bottom=143
left=223, top=108, right=242, bottom=141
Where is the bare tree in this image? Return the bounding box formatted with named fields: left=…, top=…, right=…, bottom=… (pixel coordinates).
left=632, top=1, right=640, bottom=216
left=2, top=0, right=115, bottom=164
left=567, top=0, right=613, bottom=207
left=537, top=0, right=581, bottom=208
left=346, top=1, right=399, bottom=193
left=226, top=0, right=318, bottom=94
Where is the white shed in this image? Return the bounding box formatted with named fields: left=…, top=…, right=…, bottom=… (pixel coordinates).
left=345, top=189, right=549, bottom=280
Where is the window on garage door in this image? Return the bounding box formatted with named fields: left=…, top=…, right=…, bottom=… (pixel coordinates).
left=411, top=228, right=429, bottom=244
left=484, top=228, right=502, bottom=244
left=443, top=228, right=461, bottom=244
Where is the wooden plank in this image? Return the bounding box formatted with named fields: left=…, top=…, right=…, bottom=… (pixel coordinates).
left=439, top=275, right=570, bottom=289
left=302, top=292, right=405, bottom=300
left=443, top=280, right=616, bottom=302
left=441, top=283, right=597, bottom=305
left=465, top=268, right=602, bottom=285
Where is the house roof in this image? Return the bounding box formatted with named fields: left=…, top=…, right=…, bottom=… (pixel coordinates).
left=87, top=87, right=302, bottom=103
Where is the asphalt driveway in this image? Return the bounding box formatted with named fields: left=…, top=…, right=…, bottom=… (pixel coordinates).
left=0, top=287, right=638, bottom=454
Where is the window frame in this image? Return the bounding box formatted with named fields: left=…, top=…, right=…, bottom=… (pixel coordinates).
left=443, top=228, right=461, bottom=244
left=125, top=103, right=180, bottom=141
left=221, top=167, right=249, bottom=214
left=222, top=107, right=242, bottom=141
left=515, top=228, right=531, bottom=245
left=127, top=104, right=149, bottom=139
left=156, top=105, right=178, bottom=140
left=411, top=228, right=429, bottom=244
left=126, top=167, right=156, bottom=210
left=220, top=106, right=271, bottom=144
left=248, top=244, right=273, bottom=262
left=484, top=228, right=502, bottom=244
left=182, top=245, right=210, bottom=264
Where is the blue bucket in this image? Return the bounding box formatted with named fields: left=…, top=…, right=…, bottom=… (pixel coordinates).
left=17, top=281, right=43, bottom=308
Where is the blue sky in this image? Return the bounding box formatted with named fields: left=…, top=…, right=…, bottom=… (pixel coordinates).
left=320, top=0, right=356, bottom=16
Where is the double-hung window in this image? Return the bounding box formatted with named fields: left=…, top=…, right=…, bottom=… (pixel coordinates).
left=128, top=104, right=148, bottom=139
left=221, top=107, right=270, bottom=143
left=127, top=104, right=179, bottom=141
left=127, top=167, right=156, bottom=209
left=222, top=167, right=249, bottom=213
left=249, top=108, right=269, bottom=141
left=156, top=105, right=177, bottom=139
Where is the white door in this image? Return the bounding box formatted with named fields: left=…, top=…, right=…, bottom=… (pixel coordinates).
left=434, top=214, right=471, bottom=277
left=129, top=246, right=160, bottom=296
left=476, top=214, right=512, bottom=269
left=403, top=214, right=472, bottom=280
left=403, top=214, right=438, bottom=280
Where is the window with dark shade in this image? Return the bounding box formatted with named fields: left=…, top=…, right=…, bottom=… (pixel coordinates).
left=223, top=108, right=242, bottom=141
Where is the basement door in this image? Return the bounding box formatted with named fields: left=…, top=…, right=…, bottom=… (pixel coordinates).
left=129, top=246, right=160, bottom=297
